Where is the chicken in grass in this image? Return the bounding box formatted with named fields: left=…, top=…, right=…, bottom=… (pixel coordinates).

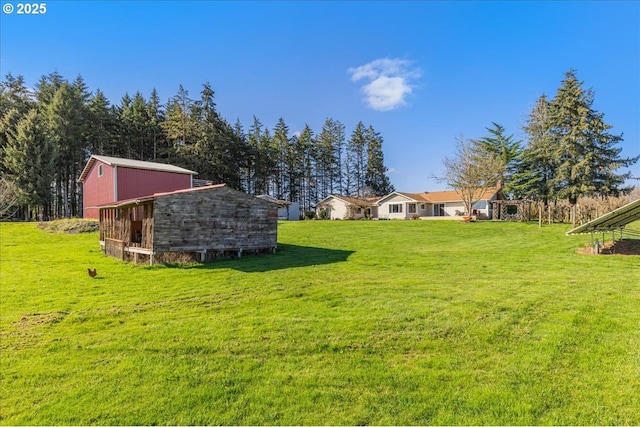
left=87, top=268, right=97, bottom=278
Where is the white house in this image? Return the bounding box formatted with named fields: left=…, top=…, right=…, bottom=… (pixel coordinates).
left=376, top=192, right=432, bottom=219
left=315, top=195, right=379, bottom=220
left=256, top=195, right=300, bottom=220
left=377, top=187, right=503, bottom=219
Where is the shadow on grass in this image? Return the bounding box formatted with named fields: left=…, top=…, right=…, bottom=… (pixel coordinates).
left=177, top=243, right=355, bottom=272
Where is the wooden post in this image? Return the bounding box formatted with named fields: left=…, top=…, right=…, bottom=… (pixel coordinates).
left=539, top=204, right=542, bottom=228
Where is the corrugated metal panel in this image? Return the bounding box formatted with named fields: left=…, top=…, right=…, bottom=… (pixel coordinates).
left=79, top=155, right=197, bottom=181
left=82, top=160, right=115, bottom=219
left=566, top=199, right=640, bottom=235
left=117, top=167, right=192, bottom=201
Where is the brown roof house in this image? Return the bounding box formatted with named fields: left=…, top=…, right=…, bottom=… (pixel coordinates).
left=377, top=187, right=503, bottom=220
left=98, top=184, right=278, bottom=264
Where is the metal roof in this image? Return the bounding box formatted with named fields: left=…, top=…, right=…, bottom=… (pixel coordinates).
left=79, top=155, right=197, bottom=182
left=566, top=198, right=640, bottom=235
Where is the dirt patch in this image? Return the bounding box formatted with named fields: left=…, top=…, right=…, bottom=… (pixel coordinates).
left=578, top=239, right=640, bottom=256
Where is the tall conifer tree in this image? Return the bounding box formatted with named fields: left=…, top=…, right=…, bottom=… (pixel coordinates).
left=364, top=125, right=394, bottom=196
left=475, top=122, right=522, bottom=196
left=347, top=121, right=367, bottom=197
left=548, top=70, right=637, bottom=214
left=3, top=109, right=56, bottom=219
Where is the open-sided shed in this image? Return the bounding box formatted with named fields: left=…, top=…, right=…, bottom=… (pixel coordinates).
left=566, top=198, right=640, bottom=253
left=98, top=184, right=278, bottom=264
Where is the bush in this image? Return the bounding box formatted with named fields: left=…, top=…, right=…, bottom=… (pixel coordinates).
left=304, top=211, right=316, bottom=220
left=318, top=208, right=329, bottom=220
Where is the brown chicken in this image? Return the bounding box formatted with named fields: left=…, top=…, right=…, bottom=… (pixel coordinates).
left=87, top=268, right=97, bottom=278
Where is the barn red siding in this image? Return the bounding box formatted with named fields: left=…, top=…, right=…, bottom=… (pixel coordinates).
left=83, top=161, right=115, bottom=219
left=82, top=160, right=193, bottom=219
left=117, top=167, right=192, bottom=201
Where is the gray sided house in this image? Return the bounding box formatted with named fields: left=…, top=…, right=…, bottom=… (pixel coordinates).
left=98, top=184, right=278, bottom=264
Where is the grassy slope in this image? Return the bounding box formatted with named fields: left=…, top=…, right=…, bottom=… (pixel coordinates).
left=1, top=220, right=639, bottom=425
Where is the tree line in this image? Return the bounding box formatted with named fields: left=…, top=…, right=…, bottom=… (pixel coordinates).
left=0, top=72, right=394, bottom=220
left=440, top=69, right=638, bottom=224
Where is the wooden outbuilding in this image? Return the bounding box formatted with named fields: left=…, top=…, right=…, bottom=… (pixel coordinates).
left=98, top=184, right=278, bottom=264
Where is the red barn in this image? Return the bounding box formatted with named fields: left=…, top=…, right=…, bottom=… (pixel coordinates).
left=78, top=155, right=197, bottom=219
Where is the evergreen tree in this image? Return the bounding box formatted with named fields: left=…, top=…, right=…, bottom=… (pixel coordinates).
left=34, top=71, right=65, bottom=106
left=162, top=85, right=197, bottom=168
left=130, top=92, right=152, bottom=160
left=316, top=118, right=345, bottom=198
left=86, top=89, right=116, bottom=156
left=2, top=109, right=56, bottom=219
left=0, top=73, right=34, bottom=117
left=147, top=88, right=166, bottom=160
left=364, top=125, right=394, bottom=196
left=116, top=93, right=134, bottom=158
left=295, top=124, right=316, bottom=213
left=44, top=82, right=86, bottom=217
left=246, top=116, right=265, bottom=194
left=271, top=118, right=290, bottom=199
left=193, top=83, right=242, bottom=188
left=548, top=70, right=637, bottom=212
left=69, top=75, right=93, bottom=215
left=1, top=74, right=35, bottom=177
left=515, top=94, right=556, bottom=204
left=233, top=119, right=250, bottom=192
left=475, top=122, right=522, bottom=196
left=347, top=121, right=368, bottom=197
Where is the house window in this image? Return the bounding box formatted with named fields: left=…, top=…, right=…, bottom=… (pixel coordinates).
left=473, top=200, right=487, bottom=209
left=389, top=204, right=402, bottom=213
left=408, top=204, right=417, bottom=214
left=98, top=164, right=104, bottom=177
left=355, top=207, right=362, bottom=215
left=420, top=204, right=426, bottom=210
left=435, top=204, right=445, bottom=216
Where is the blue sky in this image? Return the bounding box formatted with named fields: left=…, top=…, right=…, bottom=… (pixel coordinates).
left=2, top=1, right=639, bottom=192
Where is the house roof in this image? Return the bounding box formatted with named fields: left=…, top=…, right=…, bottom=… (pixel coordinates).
left=396, top=192, right=433, bottom=202
left=421, top=187, right=500, bottom=203
left=566, top=198, right=640, bottom=235
left=379, top=187, right=500, bottom=204
left=78, top=155, right=198, bottom=182
left=316, top=194, right=379, bottom=207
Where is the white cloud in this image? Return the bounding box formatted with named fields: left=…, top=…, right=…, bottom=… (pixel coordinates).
left=348, top=58, right=420, bottom=111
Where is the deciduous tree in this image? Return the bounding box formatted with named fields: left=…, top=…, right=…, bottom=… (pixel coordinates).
left=440, top=136, right=503, bottom=216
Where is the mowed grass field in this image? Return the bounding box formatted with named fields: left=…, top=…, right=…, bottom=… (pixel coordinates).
left=1, top=220, right=639, bottom=425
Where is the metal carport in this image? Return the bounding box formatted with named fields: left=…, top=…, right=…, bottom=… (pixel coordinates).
left=566, top=198, right=640, bottom=253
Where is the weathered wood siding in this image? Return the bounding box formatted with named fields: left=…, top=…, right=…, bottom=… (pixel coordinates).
left=105, top=238, right=125, bottom=260
left=152, top=186, right=277, bottom=252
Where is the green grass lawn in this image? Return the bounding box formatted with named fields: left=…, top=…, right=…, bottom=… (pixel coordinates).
left=1, top=220, right=639, bottom=425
